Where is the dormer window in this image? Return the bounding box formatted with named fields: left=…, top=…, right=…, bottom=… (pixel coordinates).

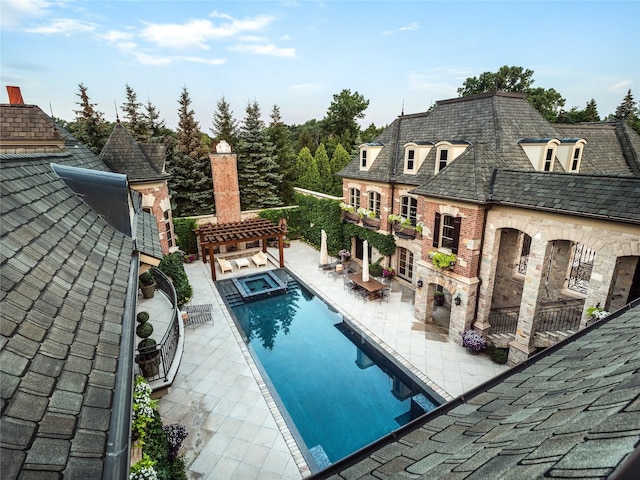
left=358, top=143, right=383, bottom=171
left=571, top=147, right=581, bottom=171
left=403, top=142, right=432, bottom=174
left=407, top=149, right=415, bottom=170
left=519, top=138, right=561, bottom=171
left=543, top=147, right=554, bottom=171
left=438, top=148, right=449, bottom=172
left=556, top=138, right=586, bottom=172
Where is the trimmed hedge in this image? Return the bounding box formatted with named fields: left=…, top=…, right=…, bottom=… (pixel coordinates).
left=173, top=217, right=199, bottom=254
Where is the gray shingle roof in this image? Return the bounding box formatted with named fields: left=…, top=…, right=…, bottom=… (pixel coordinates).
left=1, top=104, right=142, bottom=478
left=489, top=170, right=640, bottom=223
left=100, top=123, right=169, bottom=182
left=312, top=303, right=640, bottom=479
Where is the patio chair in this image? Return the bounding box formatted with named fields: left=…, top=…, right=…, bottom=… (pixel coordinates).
left=343, top=276, right=357, bottom=294
left=378, top=287, right=391, bottom=303
left=217, top=257, right=233, bottom=273
left=252, top=251, right=268, bottom=267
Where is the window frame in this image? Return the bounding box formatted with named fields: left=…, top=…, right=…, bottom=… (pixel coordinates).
left=432, top=212, right=461, bottom=254
left=360, top=150, right=367, bottom=168
left=349, top=188, right=361, bottom=209
left=437, top=148, right=449, bottom=172
left=406, top=149, right=415, bottom=171
left=543, top=147, right=555, bottom=171
left=398, top=247, right=414, bottom=281
left=400, top=196, right=418, bottom=225
left=368, top=191, right=381, bottom=217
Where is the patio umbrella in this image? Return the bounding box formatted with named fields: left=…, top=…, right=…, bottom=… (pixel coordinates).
left=320, top=229, right=328, bottom=266
left=362, top=240, right=370, bottom=282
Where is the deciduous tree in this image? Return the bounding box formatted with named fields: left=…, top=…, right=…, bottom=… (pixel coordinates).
left=323, top=89, right=369, bottom=151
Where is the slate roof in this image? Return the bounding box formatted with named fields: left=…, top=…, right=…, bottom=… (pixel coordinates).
left=0, top=104, right=160, bottom=478
left=338, top=92, right=640, bottom=221
left=0, top=104, right=66, bottom=152
left=489, top=170, right=640, bottom=224
left=99, top=122, right=169, bottom=182
left=312, top=301, right=640, bottom=479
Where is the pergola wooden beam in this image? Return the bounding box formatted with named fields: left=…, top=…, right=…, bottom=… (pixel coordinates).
left=194, top=218, right=287, bottom=280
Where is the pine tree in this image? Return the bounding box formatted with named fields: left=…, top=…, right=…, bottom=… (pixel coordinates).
left=237, top=100, right=282, bottom=210
left=167, top=87, right=214, bottom=216
left=614, top=90, right=640, bottom=135
left=70, top=83, right=109, bottom=154
left=211, top=96, right=239, bottom=148
left=583, top=99, right=600, bottom=122
left=329, top=143, right=351, bottom=196
left=267, top=105, right=297, bottom=205
left=121, top=84, right=149, bottom=142
left=144, top=99, right=167, bottom=143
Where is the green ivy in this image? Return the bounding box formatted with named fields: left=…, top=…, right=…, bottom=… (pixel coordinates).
left=343, top=223, right=396, bottom=256
left=173, top=217, right=199, bottom=254
left=157, top=253, right=193, bottom=307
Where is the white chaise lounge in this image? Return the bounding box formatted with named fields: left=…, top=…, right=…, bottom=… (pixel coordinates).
left=217, top=257, right=233, bottom=273
left=252, top=251, right=268, bottom=267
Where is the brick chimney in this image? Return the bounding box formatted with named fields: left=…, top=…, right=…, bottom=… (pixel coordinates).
left=6, top=86, right=24, bottom=105
left=210, top=140, right=241, bottom=224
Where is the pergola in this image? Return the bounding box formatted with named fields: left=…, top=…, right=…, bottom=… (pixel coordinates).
left=194, top=217, right=288, bottom=280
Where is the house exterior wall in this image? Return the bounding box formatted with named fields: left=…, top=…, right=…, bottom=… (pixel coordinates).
left=133, top=180, right=174, bottom=254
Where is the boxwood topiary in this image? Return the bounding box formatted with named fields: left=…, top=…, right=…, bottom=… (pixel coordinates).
left=136, top=322, right=153, bottom=339
left=137, top=311, right=150, bottom=324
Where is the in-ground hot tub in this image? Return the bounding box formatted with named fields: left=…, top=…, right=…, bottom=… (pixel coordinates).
left=231, top=271, right=288, bottom=301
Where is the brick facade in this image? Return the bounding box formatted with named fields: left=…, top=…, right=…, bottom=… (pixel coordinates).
left=210, top=145, right=241, bottom=224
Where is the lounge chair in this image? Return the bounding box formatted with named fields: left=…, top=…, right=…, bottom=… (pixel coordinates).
left=217, top=257, right=233, bottom=273
left=252, top=251, right=268, bottom=267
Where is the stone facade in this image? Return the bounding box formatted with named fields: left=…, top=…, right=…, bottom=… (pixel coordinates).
left=134, top=181, right=175, bottom=254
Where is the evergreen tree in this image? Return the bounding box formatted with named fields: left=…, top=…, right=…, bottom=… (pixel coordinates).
left=237, top=100, right=282, bottom=209
left=614, top=90, right=636, bottom=120
left=557, top=99, right=600, bottom=124
left=583, top=98, right=600, bottom=122
left=268, top=105, right=297, bottom=205
left=121, top=84, right=149, bottom=142
left=167, top=87, right=214, bottom=216
left=315, top=143, right=332, bottom=193
left=360, top=123, right=384, bottom=143
left=295, top=147, right=319, bottom=191
left=211, top=96, right=239, bottom=148
left=144, top=99, right=168, bottom=143
left=70, top=83, right=109, bottom=154
left=329, top=143, right=351, bottom=196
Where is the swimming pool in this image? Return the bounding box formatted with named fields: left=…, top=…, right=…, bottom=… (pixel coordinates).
left=219, top=270, right=443, bottom=472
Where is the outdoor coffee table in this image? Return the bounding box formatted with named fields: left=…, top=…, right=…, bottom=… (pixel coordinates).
left=235, top=258, right=250, bottom=269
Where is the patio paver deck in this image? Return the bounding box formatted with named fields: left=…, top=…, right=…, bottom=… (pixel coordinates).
left=153, top=240, right=509, bottom=479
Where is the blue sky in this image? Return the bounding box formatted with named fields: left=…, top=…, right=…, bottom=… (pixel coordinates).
left=2, top=1, right=639, bottom=130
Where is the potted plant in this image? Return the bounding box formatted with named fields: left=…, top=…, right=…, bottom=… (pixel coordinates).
left=433, top=290, right=445, bottom=306
left=134, top=311, right=160, bottom=378
left=586, top=304, right=610, bottom=321
left=340, top=202, right=360, bottom=223
left=462, top=330, right=487, bottom=355
left=382, top=267, right=395, bottom=280
left=338, top=249, right=352, bottom=264
left=429, top=251, right=457, bottom=270
left=388, top=214, right=416, bottom=239
left=139, top=271, right=156, bottom=299
left=359, top=208, right=380, bottom=230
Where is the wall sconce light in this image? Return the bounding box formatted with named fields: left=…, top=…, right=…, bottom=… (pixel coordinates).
left=454, top=294, right=461, bottom=306
left=417, top=279, right=423, bottom=288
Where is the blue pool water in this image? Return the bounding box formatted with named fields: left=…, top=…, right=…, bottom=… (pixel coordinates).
left=224, top=271, right=441, bottom=471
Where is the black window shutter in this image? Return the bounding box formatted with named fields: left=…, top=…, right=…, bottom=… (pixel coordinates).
left=433, top=213, right=441, bottom=248
left=452, top=217, right=462, bottom=254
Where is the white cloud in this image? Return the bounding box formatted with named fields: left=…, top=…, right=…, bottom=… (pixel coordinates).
left=1, top=0, right=53, bottom=28
left=228, top=43, right=295, bottom=58
left=383, top=22, right=419, bottom=35
left=608, top=80, right=632, bottom=92
left=25, top=18, right=97, bottom=35
left=291, top=83, right=327, bottom=93
left=407, top=68, right=471, bottom=97
left=140, top=13, right=274, bottom=50
left=101, top=30, right=133, bottom=43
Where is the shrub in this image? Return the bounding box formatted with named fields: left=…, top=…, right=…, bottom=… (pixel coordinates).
left=139, top=271, right=155, bottom=286
left=172, top=217, right=198, bottom=254
left=369, top=259, right=383, bottom=277
left=488, top=346, right=509, bottom=364
left=136, top=322, right=153, bottom=339
left=158, top=253, right=193, bottom=307
left=462, top=330, right=487, bottom=352
left=137, top=311, right=150, bottom=324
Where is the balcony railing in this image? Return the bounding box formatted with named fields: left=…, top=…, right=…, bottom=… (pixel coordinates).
left=488, top=298, right=585, bottom=335
left=135, top=268, right=180, bottom=382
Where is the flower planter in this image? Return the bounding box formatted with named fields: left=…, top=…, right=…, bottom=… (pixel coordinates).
left=466, top=347, right=479, bottom=355
left=140, top=282, right=156, bottom=299
left=343, top=211, right=360, bottom=224
left=362, top=216, right=381, bottom=230
left=393, top=224, right=416, bottom=239
left=135, top=352, right=161, bottom=378
left=434, top=295, right=445, bottom=306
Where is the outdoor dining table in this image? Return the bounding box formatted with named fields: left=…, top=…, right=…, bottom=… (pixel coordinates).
left=348, top=273, right=386, bottom=299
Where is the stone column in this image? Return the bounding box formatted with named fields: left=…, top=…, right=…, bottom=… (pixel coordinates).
left=508, top=234, right=550, bottom=365
left=580, top=244, right=617, bottom=329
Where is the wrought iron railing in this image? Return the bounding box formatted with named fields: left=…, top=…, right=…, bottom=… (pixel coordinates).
left=488, top=298, right=585, bottom=335
left=567, top=243, right=596, bottom=294
left=135, top=268, right=180, bottom=382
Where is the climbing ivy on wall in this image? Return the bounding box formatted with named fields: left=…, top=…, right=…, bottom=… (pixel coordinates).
left=259, top=193, right=396, bottom=257
left=172, top=217, right=199, bottom=254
